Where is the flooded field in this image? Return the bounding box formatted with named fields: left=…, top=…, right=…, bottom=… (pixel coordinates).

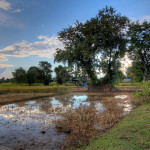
left=0, top=92, right=132, bottom=150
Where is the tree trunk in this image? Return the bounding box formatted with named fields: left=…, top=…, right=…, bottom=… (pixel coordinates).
left=143, top=66, right=148, bottom=82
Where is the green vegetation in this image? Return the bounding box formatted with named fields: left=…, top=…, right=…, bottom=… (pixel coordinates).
left=54, top=65, right=71, bottom=84
left=128, top=21, right=150, bottom=82
left=84, top=103, right=150, bottom=150
left=0, top=83, right=43, bottom=86
left=133, top=81, right=150, bottom=106
left=38, top=61, right=53, bottom=85
left=0, top=85, right=74, bottom=94
left=11, top=61, right=53, bottom=86
left=26, top=66, right=40, bottom=86
left=55, top=6, right=129, bottom=89
left=12, top=67, right=27, bottom=85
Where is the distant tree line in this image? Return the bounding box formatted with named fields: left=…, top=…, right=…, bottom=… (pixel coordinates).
left=11, top=61, right=72, bottom=86
left=0, top=77, right=12, bottom=83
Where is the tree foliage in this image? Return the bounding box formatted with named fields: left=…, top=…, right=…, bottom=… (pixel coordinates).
left=126, top=62, right=144, bottom=83
left=128, top=21, right=150, bottom=82
left=26, top=66, right=40, bottom=86
left=12, top=67, right=26, bottom=84
left=54, top=65, right=71, bottom=84
left=38, top=61, right=53, bottom=85
left=55, top=6, right=129, bottom=87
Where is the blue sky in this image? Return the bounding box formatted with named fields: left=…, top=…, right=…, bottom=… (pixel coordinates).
left=0, top=0, right=150, bottom=78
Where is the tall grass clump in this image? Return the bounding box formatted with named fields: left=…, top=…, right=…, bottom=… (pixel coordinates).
left=54, top=100, right=124, bottom=148
left=133, top=81, right=150, bottom=106
left=54, top=104, right=100, bottom=148
left=100, top=99, right=124, bottom=131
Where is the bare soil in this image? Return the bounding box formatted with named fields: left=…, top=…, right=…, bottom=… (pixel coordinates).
left=0, top=93, right=58, bottom=105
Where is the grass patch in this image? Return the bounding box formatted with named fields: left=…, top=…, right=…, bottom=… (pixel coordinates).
left=132, top=81, right=150, bottom=106
left=84, top=103, right=150, bottom=150
left=116, top=82, right=140, bottom=86
left=0, top=83, right=44, bottom=86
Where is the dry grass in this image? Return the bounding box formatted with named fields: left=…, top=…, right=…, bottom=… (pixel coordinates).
left=54, top=103, right=100, bottom=147
left=54, top=99, right=124, bottom=148
left=40, top=102, right=63, bottom=114
left=100, top=99, right=124, bottom=131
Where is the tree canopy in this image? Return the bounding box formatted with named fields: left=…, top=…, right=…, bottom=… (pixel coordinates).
left=26, top=66, right=40, bottom=86
left=55, top=6, right=129, bottom=87
left=12, top=67, right=26, bottom=84
left=54, top=65, right=71, bottom=84
left=38, top=61, right=53, bottom=85
left=128, top=21, right=150, bottom=82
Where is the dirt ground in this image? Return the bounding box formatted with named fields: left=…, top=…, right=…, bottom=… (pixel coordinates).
left=0, top=93, right=59, bottom=105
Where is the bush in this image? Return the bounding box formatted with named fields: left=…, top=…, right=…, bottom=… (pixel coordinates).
left=133, top=81, right=150, bottom=106
left=63, top=82, right=75, bottom=86
left=49, top=82, right=58, bottom=86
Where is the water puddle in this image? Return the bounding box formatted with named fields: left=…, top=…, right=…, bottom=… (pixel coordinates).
left=0, top=92, right=132, bottom=149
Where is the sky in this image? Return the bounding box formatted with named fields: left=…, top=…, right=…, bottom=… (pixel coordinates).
left=0, top=0, right=150, bottom=78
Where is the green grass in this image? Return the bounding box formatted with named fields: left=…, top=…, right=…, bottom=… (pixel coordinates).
left=84, top=103, right=150, bottom=150
left=0, top=83, right=44, bottom=86
left=116, top=82, right=140, bottom=86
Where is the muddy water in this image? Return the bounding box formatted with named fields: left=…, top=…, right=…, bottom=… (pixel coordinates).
left=0, top=92, right=132, bottom=150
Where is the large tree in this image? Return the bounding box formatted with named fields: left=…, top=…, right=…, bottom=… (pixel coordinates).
left=12, top=67, right=26, bottom=84
left=38, top=61, right=53, bottom=85
left=55, top=6, right=129, bottom=89
left=128, top=21, right=150, bottom=82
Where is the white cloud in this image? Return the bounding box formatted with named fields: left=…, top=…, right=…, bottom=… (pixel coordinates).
left=0, top=64, right=14, bottom=68
left=0, top=0, right=11, bottom=10
left=0, top=64, right=14, bottom=77
left=0, top=35, right=63, bottom=61
left=11, top=9, right=23, bottom=13
left=130, top=16, right=150, bottom=23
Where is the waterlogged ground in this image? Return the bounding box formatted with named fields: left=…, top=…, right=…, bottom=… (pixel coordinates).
left=0, top=92, right=132, bottom=150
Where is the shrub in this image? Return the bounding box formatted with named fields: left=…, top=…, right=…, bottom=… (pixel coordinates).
left=133, top=81, right=150, bottom=106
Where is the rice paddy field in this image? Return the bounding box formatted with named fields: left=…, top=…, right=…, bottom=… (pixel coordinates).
left=0, top=85, right=74, bottom=94
left=0, top=84, right=75, bottom=105
left=0, top=83, right=149, bottom=149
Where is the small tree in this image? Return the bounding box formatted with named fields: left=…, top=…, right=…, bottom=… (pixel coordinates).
left=12, top=67, right=26, bottom=84
left=128, top=21, right=150, bottom=82
left=54, top=65, right=71, bottom=84
left=126, top=62, right=144, bottom=83
left=38, top=61, right=53, bottom=86
left=26, top=66, right=39, bottom=86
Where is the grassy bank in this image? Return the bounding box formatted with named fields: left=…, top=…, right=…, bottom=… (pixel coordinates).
left=84, top=103, right=150, bottom=150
